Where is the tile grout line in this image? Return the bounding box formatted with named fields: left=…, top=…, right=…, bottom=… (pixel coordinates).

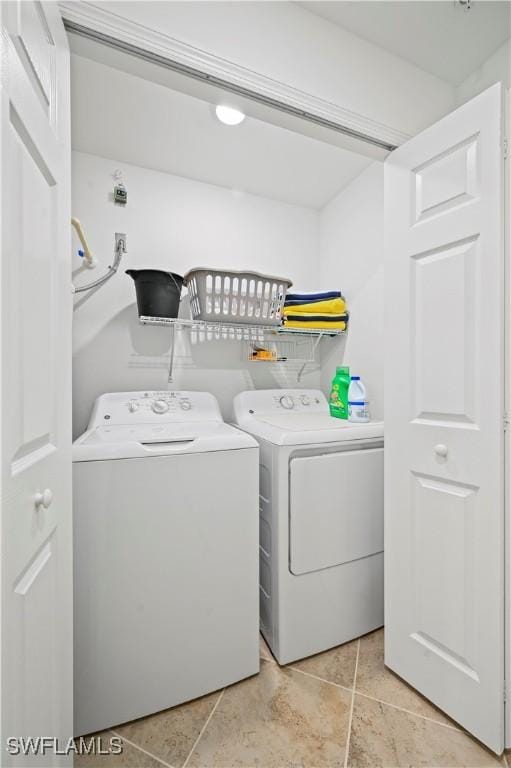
left=270, top=637, right=466, bottom=738
left=287, top=664, right=353, bottom=694
left=352, top=689, right=463, bottom=733
left=181, top=688, right=225, bottom=768
left=343, top=639, right=360, bottom=768
left=289, top=660, right=459, bottom=732
left=290, top=655, right=463, bottom=734
left=109, top=729, right=175, bottom=768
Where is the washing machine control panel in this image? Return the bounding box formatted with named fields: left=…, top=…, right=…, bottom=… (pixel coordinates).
left=273, top=392, right=322, bottom=411
left=87, top=391, right=223, bottom=428
left=276, top=393, right=316, bottom=410
left=234, top=389, right=328, bottom=420
left=126, top=392, right=192, bottom=416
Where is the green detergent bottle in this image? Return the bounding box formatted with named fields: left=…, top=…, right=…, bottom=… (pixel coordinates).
left=329, top=366, right=350, bottom=419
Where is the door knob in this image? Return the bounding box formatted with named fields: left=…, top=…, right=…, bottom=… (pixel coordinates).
left=434, top=444, right=448, bottom=458
left=34, top=488, right=53, bottom=509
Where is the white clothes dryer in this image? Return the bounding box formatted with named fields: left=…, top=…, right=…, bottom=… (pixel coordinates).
left=233, top=389, right=384, bottom=665
left=73, top=390, right=259, bottom=736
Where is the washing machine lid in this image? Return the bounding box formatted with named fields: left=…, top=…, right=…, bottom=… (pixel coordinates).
left=258, top=413, right=373, bottom=431
left=73, top=420, right=256, bottom=461
left=246, top=414, right=383, bottom=446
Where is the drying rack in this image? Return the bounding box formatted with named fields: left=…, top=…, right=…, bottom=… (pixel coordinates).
left=139, top=316, right=346, bottom=382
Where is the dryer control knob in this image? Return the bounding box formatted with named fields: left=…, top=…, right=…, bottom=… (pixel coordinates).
left=128, top=401, right=139, bottom=413
left=300, top=396, right=310, bottom=406
left=280, top=395, right=294, bottom=410
left=180, top=401, right=191, bottom=411
left=152, top=399, right=169, bottom=414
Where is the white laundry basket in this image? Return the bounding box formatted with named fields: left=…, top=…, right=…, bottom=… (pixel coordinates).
left=184, top=268, right=292, bottom=325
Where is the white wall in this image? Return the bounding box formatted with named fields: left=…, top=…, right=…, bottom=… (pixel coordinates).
left=67, top=0, right=459, bottom=437
left=71, top=1, right=455, bottom=139
left=456, top=37, right=511, bottom=105
left=70, top=53, right=372, bottom=210
left=72, top=151, right=320, bottom=437
left=319, top=163, right=384, bottom=421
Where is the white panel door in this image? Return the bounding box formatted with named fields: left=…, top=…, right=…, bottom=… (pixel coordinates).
left=384, top=83, right=504, bottom=752
left=0, top=2, right=72, bottom=764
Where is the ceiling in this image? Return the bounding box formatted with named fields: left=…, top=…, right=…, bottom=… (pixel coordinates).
left=300, top=1, right=511, bottom=86
left=70, top=54, right=371, bottom=210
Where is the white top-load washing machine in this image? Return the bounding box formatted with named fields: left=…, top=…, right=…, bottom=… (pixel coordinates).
left=73, top=390, right=259, bottom=736
left=233, top=389, right=384, bottom=665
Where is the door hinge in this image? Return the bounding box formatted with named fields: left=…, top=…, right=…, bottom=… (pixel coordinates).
left=504, top=138, right=510, bottom=160
left=504, top=413, right=511, bottom=431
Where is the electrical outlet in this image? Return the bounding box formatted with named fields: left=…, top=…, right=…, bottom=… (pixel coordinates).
left=115, top=233, right=127, bottom=252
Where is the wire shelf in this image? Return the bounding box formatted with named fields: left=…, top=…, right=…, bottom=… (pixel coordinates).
left=139, top=316, right=345, bottom=339
left=138, top=316, right=346, bottom=384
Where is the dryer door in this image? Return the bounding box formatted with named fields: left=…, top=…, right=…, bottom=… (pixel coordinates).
left=289, top=447, right=383, bottom=575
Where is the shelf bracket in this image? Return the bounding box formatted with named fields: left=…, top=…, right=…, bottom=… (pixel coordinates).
left=296, top=332, right=324, bottom=382
left=168, top=323, right=176, bottom=383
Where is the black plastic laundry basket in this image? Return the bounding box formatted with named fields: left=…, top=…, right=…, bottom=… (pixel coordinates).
left=126, top=269, right=184, bottom=319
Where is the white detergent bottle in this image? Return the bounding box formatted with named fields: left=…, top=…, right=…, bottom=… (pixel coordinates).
left=348, top=376, right=370, bottom=423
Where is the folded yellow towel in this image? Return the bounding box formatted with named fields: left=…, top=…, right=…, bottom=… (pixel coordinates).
left=284, top=319, right=347, bottom=331
left=283, top=297, right=346, bottom=315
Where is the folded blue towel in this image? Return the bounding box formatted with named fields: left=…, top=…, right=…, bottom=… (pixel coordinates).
left=285, top=297, right=339, bottom=306
left=285, top=290, right=342, bottom=304
left=284, top=313, right=349, bottom=323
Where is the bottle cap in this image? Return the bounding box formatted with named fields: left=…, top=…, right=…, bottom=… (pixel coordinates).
left=351, top=375, right=360, bottom=380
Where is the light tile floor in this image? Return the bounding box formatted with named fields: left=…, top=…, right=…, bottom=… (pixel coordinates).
left=77, top=629, right=507, bottom=768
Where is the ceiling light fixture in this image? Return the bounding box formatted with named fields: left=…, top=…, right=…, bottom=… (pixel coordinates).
left=215, top=105, right=246, bottom=126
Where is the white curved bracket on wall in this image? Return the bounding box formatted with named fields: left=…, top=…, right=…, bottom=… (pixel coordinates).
left=71, top=217, right=97, bottom=268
